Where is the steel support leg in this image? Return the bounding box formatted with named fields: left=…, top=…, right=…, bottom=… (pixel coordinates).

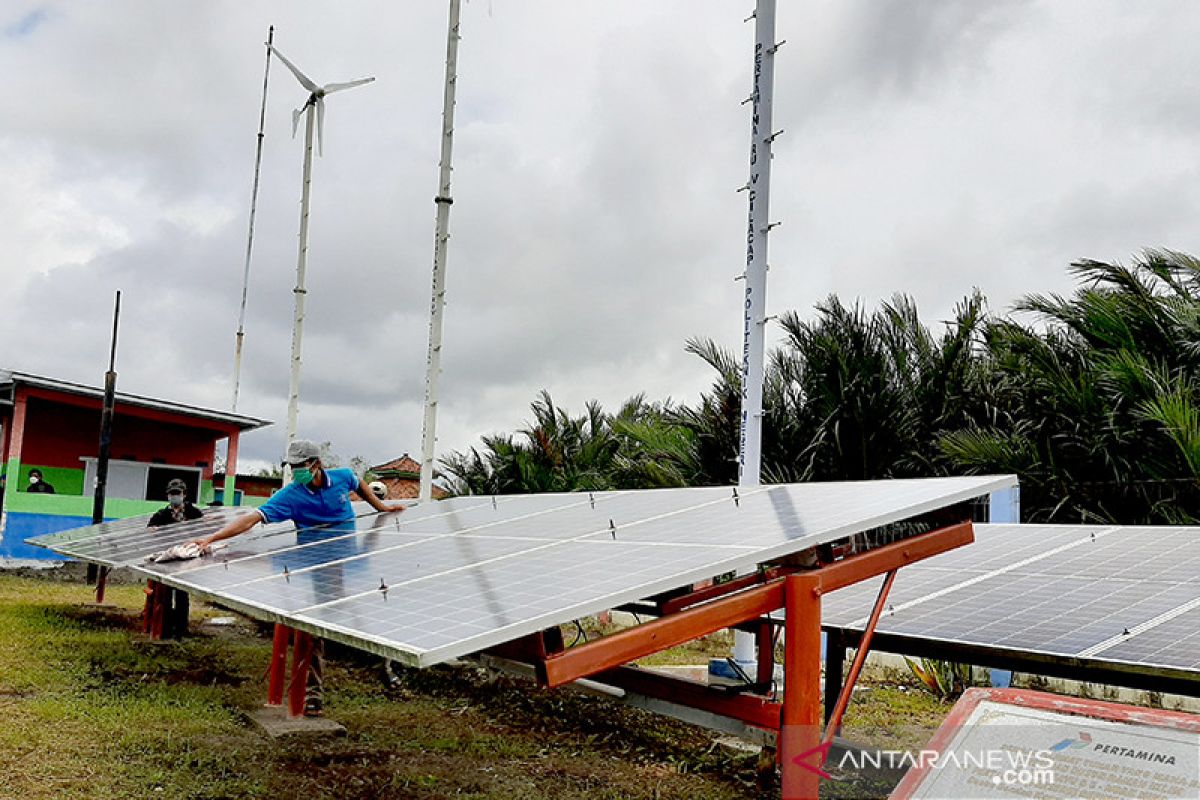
left=781, top=574, right=823, bottom=800
left=756, top=619, right=775, bottom=687
left=288, top=630, right=315, bottom=717
left=95, top=566, right=109, bottom=604
left=822, top=570, right=896, bottom=746
left=823, top=628, right=845, bottom=723
left=267, top=624, right=290, bottom=706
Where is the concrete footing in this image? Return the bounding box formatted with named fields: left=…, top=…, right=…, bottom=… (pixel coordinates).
left=248, top=705, right=346, bottom=739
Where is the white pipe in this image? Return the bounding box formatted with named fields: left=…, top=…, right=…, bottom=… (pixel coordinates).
left=734, top=0, right=779, bottom=665
left=285, top=101, right=316, bottom=463
left=419, top=0, right=463, bottom=503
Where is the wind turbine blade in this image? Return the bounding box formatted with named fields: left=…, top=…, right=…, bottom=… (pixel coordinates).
left=269, top=45, right=320, bottom=94
left=292, top=106, right=303, bottom=138
left=322, top=76, right=375, bottom=95
left=316, top=97, right=325, bottom=157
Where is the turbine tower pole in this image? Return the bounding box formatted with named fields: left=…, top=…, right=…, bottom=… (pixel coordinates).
left=285, top=100, right=316, bottom=461
left=734, top=0, right=782, bottom=665
left=419, top=0, right=463, bottom=503
left=269, top=45, right=373, bottom=475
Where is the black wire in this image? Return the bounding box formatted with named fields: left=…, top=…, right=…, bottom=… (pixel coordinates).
left=570, top=620, right=588, bottom=647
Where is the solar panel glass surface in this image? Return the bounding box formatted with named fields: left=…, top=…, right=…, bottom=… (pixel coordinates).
left=27, top=475, right=1014, bottom=666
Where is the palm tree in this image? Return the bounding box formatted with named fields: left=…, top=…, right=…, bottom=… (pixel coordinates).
left=941, top=251, right=1200, bottom=523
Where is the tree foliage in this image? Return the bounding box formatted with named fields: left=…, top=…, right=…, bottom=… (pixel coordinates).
left=440, top=251, right=1200, bottom=524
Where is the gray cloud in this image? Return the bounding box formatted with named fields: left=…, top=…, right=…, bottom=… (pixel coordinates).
left=3, top=0, right=1200, bottom=472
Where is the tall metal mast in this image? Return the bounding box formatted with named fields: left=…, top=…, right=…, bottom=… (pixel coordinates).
left=225, top=26, right=273, bottom=501
left=232, top=26, right=274, bottom=414
left=734, top=0, right=782, bottom=665
left=419, top=0, right=463, bottom=503
left=738, top=0, right=781, bottom=491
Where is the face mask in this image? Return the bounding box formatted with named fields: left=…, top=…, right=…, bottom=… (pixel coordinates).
left=168, top=494, right=184, bottom=507
left=293, top=467, right=314, bottom=485
left=29, top=476, right=39, bottom=485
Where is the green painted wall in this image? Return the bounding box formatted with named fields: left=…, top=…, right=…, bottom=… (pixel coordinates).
left=11, top=465, right=85, bottom=496
left=5, top=491, right=164, bottom=517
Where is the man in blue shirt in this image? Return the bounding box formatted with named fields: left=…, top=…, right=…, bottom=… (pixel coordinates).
left=193, top=438, right=405, bottom=715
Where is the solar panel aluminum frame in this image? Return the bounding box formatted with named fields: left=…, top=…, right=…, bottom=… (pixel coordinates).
left=28, top=475, right=1017, bottom=669
left=824, top=626, right=1200, bottom=699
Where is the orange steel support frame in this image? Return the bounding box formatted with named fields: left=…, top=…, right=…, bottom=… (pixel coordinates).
left=288, top=630, right=316, bottom=717
left=267, top=623, right=290, bottom=706
left=264, top=624, right=317, bottom=717
left=539, top=521, right=975, bottom=800
left=822, top=569, right=896, bottom=746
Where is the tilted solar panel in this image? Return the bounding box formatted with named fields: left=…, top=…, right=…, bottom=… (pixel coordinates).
left=27, top=475, right=1013, bottom=667
left=824, top=523, right=1200, bottom=678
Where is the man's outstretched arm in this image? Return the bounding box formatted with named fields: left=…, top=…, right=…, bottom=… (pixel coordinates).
left=358, top=479, right=407, bottom=514
left=192, top=510, right=263, bottom=551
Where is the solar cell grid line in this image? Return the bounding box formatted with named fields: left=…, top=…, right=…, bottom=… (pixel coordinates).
left=32, top=512, right=190, bottom=550
left=271, top=474, right=970, bottom=620
left=221, top=487, right=773, bottom=618
left=294, top=537, right=781, bottom=663
left=821, top=566, right=990, bottom=626
left=882, top=577, right=1200, bottom=656
left=60, top=499, right=420, bottom=562
left=1014, top=526, right=1200, bottom=584
left=821, top=524, right=1098, bottom=625
left=843, top=524, right=1120, bottom=628
left=1082, top=595, right=1200, bottom=658
left=43, top=510, right=250, bottom=564
left=1089, top=601, right=1200, bottom=670
left=164, top=487, right=762, bottom=593
left=261, top=476, right=1014, bottom=664
left=27, top=495, right=486, bottom=568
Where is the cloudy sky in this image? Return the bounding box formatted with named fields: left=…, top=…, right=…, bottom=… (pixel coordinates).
left=3, top=1, right=1198, bottom=473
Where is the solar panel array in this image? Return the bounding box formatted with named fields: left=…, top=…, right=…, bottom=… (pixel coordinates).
left=27, top=475, right=1012, bottom=667
left=824, top=523, right=1200, bottom=674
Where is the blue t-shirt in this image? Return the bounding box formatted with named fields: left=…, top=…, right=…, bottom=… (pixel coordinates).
left=258, top=467, right=359, bottom=528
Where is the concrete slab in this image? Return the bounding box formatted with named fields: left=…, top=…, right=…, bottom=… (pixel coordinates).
left=248, top=705, right=346, bottom=739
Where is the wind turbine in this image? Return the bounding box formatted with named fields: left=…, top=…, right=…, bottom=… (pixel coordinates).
left=270, top=45, right=374, bottom=456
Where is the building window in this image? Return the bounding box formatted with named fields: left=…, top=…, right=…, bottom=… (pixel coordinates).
left=79, top=458, right=203, bottom=503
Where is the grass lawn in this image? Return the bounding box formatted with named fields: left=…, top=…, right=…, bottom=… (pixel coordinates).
left=0, top=569, right=954, bottom=799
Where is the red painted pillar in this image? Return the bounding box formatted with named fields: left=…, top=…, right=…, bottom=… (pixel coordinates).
left=149, top=582, right=167, bottom=639
left=781, top=574, right=824, bottom=800
left=267, top=624, right=290, bottom=706
left=288, top=630, right=315, bottom=717
left=4, top=393, right=27, bottom=494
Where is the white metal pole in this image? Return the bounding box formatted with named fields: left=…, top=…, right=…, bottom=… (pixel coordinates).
left=419, top=0, right=463, bottom=503
left=285, top=102, right=316, bottom=464
left=232, top=26, right=274, bottom=415
left=225, top=26, right=273, bottom=504
left=734, top=0, right=780, bottom=665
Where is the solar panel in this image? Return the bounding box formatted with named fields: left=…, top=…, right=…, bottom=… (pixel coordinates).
left=824, top=523, right=1200, bottom=677
left=27, top=475, right=1013, bottom=667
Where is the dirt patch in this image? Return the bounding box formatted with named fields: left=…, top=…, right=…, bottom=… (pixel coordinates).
left=0, top=561, right=141, bottom=584
left=58, top=603, right=143, bottom=631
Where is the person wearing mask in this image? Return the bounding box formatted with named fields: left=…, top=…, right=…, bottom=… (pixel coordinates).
left=26, top=469, right=55, bottom=494
left=190, top=439, right=404, bottom=716
left=146, top=478, right=204, bottom=638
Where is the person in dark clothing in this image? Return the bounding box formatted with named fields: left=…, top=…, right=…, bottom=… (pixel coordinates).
left=26, top=469, right=55, bottom=494
left=148, top=478, right=204, bottom=527
left=146, top=478, right=203, bottom=638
